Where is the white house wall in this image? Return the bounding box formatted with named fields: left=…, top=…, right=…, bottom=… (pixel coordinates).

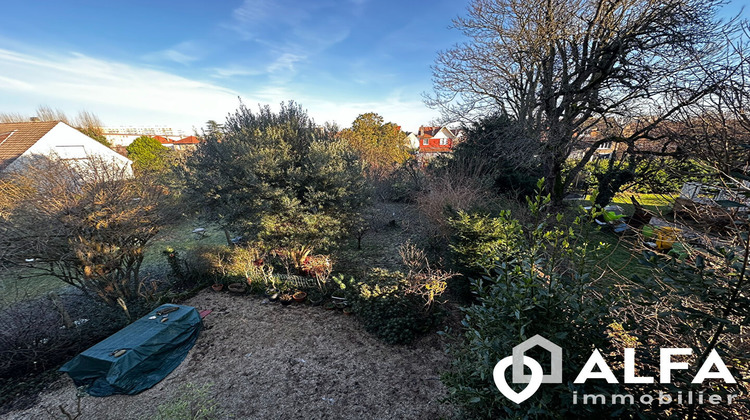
left=406, top=133, right=419, bottom=149
left=11, top=122, right=133, bottom=175
left=434, top=127, right=455, bottom=139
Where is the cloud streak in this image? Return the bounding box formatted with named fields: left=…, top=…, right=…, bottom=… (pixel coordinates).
left=0, top=46, right=436, bottom=133
left=0, top=48, right=242, bottom=130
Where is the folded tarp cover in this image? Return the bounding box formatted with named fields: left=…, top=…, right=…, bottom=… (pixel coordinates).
left=60, top=304, right=202, bottom=396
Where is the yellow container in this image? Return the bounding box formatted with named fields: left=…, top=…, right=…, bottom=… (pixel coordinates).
left=655, top=227, right=680, bottom=250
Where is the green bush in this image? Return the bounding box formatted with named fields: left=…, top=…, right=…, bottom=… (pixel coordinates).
left=442, top=182, right=623, bottom=418
left=184, top=101, right=370, bottom=255
left=127, top=135, right=172, bottom=174
left=336, top=268, right=444, bottom=345
left=448, top=210, right=523, bottom=278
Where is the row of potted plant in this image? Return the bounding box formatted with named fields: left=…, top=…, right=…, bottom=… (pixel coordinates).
left=264, top=288, right=310, bottom=304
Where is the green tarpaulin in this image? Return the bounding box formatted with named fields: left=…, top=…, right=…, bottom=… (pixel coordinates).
left=60, top=304, right=202, bottom=397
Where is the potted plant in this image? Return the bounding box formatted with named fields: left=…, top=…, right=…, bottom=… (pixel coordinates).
left=211, top=283, right=224, bottom=292
left=331, top=289, right=347, bottom=308
left=342, top=306, right=354, bottom=316
left=228, top=282, right=246, bottom=294
left=293, top=290, right=307, bottom=303
left=279, top=294, right=293, bottom=305
left=307, top=290, right=324, bottom=306
left=265, top=287, right=280, bottom=301
left=323, top=301, right=336, bottom=310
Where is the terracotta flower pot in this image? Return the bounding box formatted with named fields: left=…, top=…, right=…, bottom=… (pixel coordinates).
left=293, top=291, right=307, bottom=302
left=211, top=283, right=223, bottom=292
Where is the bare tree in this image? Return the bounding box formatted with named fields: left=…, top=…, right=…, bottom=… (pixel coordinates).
left=427, top=0, right=739, bottom=203
left=34, top=105, right=70, bottom=123
left=0, top=112, right=28, bottom=123
left=671, top=24, right=750, bottom=183
left=0, top=156, right=175, bottom=317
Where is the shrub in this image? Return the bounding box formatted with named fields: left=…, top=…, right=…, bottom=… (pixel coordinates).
left=0, top=156, right=176, bottom=319
left=416, top=172, right=493, bottom=239
left=184, top=101, right=370, bottom=255
left=452, top=113, right=543, bottom=199
left=335, top=269, right=431, bottom=345
left=336, top=243, right=452, bottom=345
left=0, top=294, right=132, bottom=413
left=162, top=246, right=230, bottom=293
left=126, top=135, right=172, bottom=174
left=448, top=210, right=523, bottom=278
left=442, top=182, right=621, bottom=418
left=613, top=244, right=750, bottom=418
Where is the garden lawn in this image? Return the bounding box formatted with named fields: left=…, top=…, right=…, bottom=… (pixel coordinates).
left=140, top=218, right=229, bottom=280
left=610, top=192, right=676, bottom=215
left=0, top=217, right=227, bottom=309
left=581, top=192, right=676, bottom=284
left=0, top=268, right=67, bottom=309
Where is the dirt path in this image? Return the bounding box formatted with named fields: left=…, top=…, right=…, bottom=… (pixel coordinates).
left=4, top=290, right=454, bottom=419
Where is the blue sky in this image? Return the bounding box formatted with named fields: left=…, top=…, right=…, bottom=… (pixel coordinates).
left=0, top=0, right=747, bottom=134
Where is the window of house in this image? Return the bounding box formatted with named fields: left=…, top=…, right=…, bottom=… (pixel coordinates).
left=598, top=141, right=612, bottom=149
left=439, top=138, right=448, bottom=146
left=423, top=138, right=429, bottom=145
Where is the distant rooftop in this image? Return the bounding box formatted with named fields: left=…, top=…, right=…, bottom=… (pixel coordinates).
left=102, top=126, right=187, bottom=137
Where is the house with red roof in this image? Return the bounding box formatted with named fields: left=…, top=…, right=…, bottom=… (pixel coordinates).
left=416, top=126, right=458, bottom=160
left=155, top=135, right=201, bottom=151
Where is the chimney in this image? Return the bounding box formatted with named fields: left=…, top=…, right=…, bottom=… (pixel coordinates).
left=30, top=116, right=40, bottom=122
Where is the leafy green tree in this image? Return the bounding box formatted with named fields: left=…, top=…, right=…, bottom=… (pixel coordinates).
left=184, top=101, right=369, bottom=254
left=339, top=112, right=410, bottom=177
left=127, top=135, right=171, bottom=173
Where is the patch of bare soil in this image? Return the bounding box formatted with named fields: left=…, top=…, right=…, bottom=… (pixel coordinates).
left=4, top=290, right=454, bottom=419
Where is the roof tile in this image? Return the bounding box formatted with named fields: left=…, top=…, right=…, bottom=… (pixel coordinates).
left=0, top=121, right=59, bottom=171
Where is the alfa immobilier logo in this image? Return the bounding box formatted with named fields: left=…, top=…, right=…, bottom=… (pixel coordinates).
left=493, top=335, right=562, bottom=404
left=493, top=335, right=737, bottom=405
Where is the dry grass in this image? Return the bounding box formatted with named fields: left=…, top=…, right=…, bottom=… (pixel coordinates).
left=5, top=290, right=454, bottom=420
left=415, top=173, right=493, bottom=238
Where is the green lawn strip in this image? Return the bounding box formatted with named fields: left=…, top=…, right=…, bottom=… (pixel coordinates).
left=0, top=268, right=69, bottom=309
left=140, top=218, right=229, bottom=279
left=587, top=230, right=652, bottom=285
left=611, top=192, right=676, bottom=216
left=574, top=192, right=674, bottom=287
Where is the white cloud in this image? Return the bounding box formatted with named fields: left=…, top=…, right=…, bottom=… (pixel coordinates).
left=0, top=46, right=438, bottom=134
left=266, top=53, right=306, bottom=74
left=232, top=0, right=310, bottom=27
left=0, top=48, right=242, bottom=131
left=210, top=66, right=264, bottom=78
left=143, top=41, right=201, bottom=65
